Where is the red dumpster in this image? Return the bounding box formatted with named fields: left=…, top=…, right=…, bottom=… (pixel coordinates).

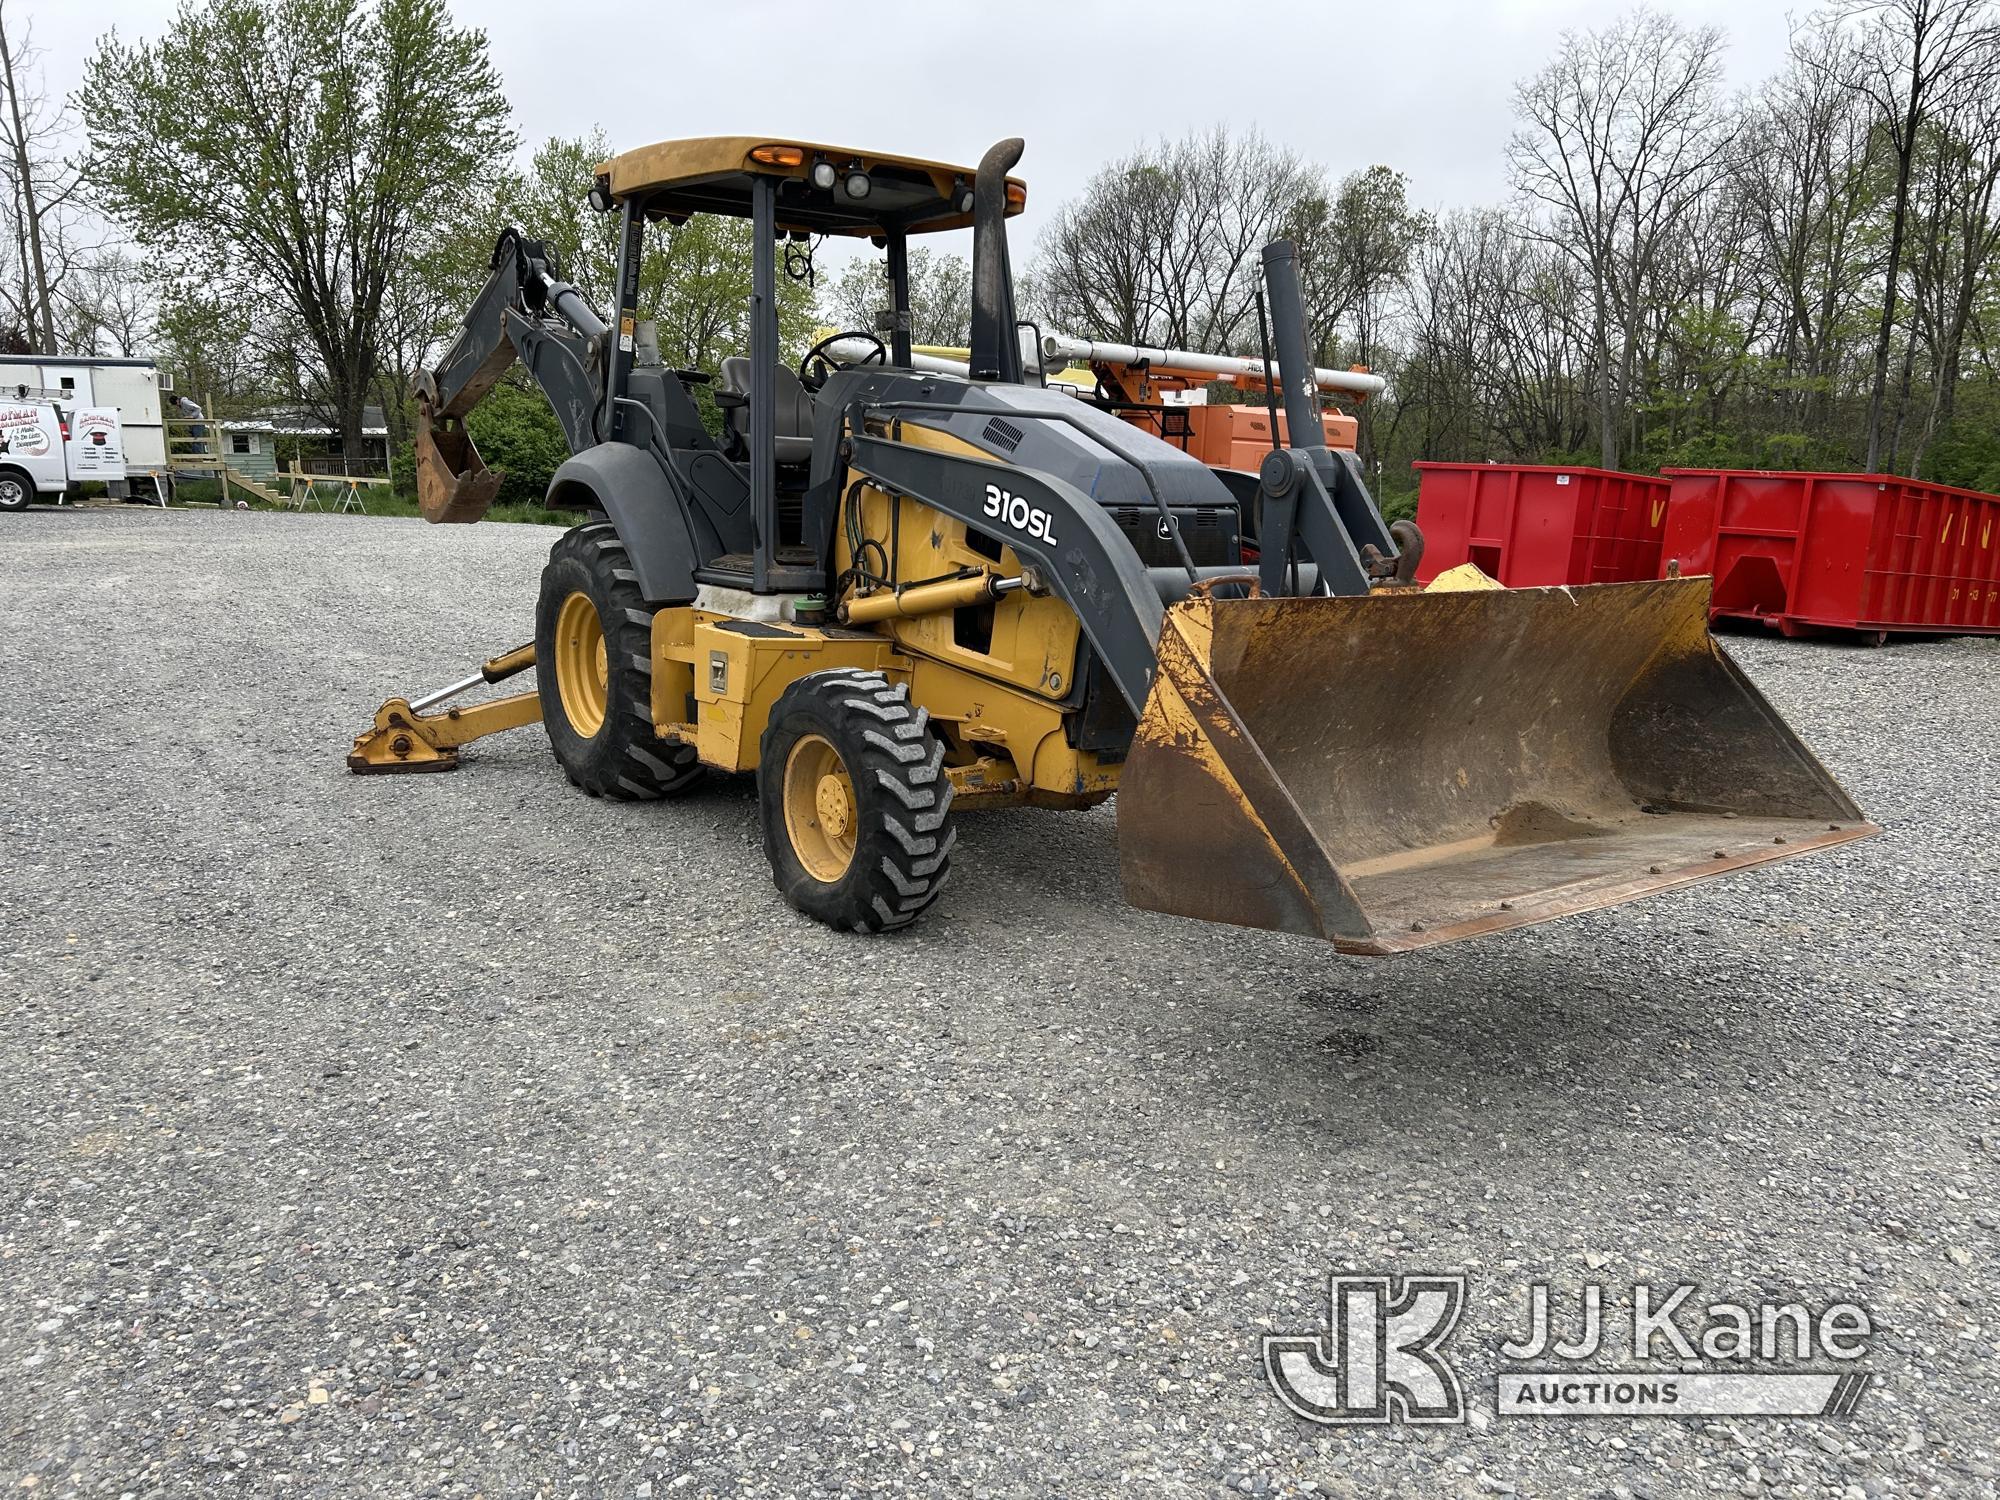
left=1660, top=469, right=2000, bottom=640
left=1412, top=462, right=1670, bottom=587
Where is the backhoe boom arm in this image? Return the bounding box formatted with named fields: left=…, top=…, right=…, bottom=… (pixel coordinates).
left=412, top=228, right=609, bottom=522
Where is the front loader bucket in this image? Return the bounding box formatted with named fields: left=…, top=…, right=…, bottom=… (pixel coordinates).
left=414, top=410, right=503, bottom=524
left=1117, top=577, right=1876, bottom=955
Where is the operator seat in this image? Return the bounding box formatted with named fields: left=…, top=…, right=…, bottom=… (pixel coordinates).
left=717, top=358, right=814, bottom=466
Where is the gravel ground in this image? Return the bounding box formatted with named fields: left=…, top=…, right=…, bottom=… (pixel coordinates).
left=1, top=506, right=1995, bottom=1500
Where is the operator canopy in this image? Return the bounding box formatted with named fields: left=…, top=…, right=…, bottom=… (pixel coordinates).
left=593, top=136, right=1026, bottom=237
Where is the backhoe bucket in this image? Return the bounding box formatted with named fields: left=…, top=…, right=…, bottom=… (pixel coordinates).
left=1117, top=576, right=1876, bottom=955
left=414, top=409, right=503, bottom=524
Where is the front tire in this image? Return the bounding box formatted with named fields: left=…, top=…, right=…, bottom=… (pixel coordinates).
left=535, top=522, right=702, bottom=800
left=759, top=670, right=955, bottom=932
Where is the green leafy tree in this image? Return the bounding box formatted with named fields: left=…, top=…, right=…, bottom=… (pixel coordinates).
left=1286, top=166, right=1430, bottom=465
left=422, top=128, right=815, bottom=376
left=82, top=0, right=515, bottom=458
left=402, top=128, right=816, bottom=456
left=149, top=283, right=258, bottom=411
left=649, top=214, right=818, bottom=372
left=489, top=131, right=625, bottom=311
left=464, top=374, right=571, bottom=506
left=1288, top=167, right=1431, bottom=366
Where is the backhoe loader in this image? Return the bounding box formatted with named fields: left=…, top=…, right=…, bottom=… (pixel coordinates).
left=351, top=135, right=1875, bottom=953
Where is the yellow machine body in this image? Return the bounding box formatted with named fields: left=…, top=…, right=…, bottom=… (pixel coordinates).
left=362, top=128, right=1878, bottom=953
left=358, top=444, right=1878, bottom=956
left=639, top=422, right=1120, bottom=808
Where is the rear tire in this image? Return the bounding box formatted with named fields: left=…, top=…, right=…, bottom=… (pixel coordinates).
left=0, top=469, right=32, bottom=512
left=535, top=521, right=702, bottom=800
left=758, top=670, right=955, bottom=932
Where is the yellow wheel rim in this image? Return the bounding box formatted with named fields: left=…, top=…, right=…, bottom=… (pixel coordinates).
left=782, top=733, right=857, bottom=883
left=554, top=590, right=609, bottom=739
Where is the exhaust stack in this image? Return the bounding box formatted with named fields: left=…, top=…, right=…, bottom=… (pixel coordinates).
left=968, top=139, right=1025, bottom=384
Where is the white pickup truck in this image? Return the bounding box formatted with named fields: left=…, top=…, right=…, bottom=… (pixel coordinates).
left=0, top=402, right=127, bottom=511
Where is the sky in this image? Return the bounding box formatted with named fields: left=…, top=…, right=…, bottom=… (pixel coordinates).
left=24, top=0, right=1802, bottom=271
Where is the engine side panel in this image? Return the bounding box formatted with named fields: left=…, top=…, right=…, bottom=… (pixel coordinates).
left=813, top=369, right=1241, bottom=513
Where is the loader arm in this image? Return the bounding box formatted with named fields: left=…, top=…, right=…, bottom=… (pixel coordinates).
left=412, top=228, right=609, bottom=522
left=844, top=431, right=1166, bottom=713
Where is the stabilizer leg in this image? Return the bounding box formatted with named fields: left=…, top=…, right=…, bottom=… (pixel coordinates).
left=347, top=643, right=540, bottom=774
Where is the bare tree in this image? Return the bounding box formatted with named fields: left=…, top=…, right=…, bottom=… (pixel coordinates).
left=0, top=1, right=92, bottom=350
left=1393, top=211, right=1588, bottom=463
left=820, top=246, right=973, bottom=348
left=1397, top=212, right=1512, bottom=461
left=1037, top=127, right=1316, bottom=353
left=1367, top=5, right=2000, bottom=485
left=1509, top=7, right=1737, bottom=467
left=1813, top=0, right=1999, bottom=470
left=1738, top=29, right=1882, bottom=444
left=60, top=250, right=152, bottom=356
left=1646, top=167, right=1770, bottom=447
left=1901, top=42, right=2000, bottom=471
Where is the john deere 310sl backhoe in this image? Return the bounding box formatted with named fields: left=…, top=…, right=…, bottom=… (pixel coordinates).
left=350, top=135, right=1875, bottom=953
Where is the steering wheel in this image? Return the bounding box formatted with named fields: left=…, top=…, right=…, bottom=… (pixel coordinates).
left=799, top=330, right=886, bottom=391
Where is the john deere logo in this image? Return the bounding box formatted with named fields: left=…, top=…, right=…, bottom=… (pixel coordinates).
left=1263, top=1274, right=1466, bottom=1424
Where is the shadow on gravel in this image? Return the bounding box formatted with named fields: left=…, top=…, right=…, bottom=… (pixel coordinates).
left=1181, top=935, right=1803, bottom=1161
left=323, top=705, right=1826, bottom=1171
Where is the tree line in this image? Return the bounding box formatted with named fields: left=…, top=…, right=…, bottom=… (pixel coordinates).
left=1027, top=2, right=2000, bottom=497
left=3, top=0, right=1994, bottom=502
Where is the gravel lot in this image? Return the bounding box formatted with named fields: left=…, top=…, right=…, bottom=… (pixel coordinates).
left=2, top=506, right=1995, bottom=1499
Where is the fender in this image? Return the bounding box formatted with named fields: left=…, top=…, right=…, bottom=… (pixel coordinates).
left=546, top=443, right=703, bottom=605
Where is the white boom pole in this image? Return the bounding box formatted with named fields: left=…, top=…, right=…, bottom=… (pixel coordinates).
left=823, top=340, right=969, bottom=377
left=1037, top=332, right=1386, bottom=398
left=826, top=333, right=1387, bottom=399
